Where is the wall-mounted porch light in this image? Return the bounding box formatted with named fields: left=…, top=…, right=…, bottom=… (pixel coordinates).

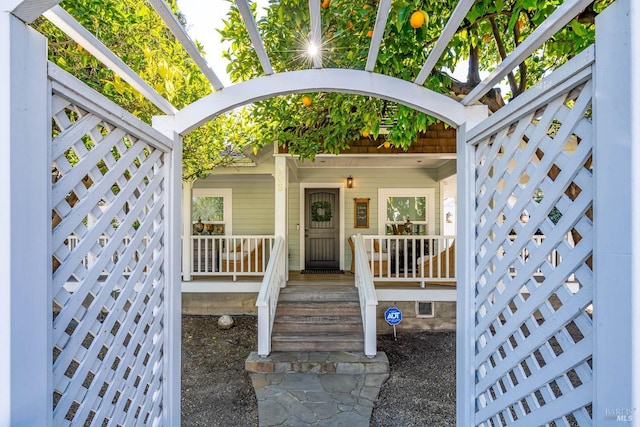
left=347, top=175, right=353, bottom=188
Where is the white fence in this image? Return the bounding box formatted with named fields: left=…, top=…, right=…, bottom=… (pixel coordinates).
left=460, top=49, right=595, bottom=426
left=49, top=63, right=177, bottom=426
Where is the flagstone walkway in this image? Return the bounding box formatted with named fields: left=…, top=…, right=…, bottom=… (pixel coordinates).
left=245, top=351, right=389, bottom=426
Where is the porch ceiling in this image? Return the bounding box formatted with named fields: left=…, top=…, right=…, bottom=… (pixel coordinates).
left=290, top=154, right=453, bottom=169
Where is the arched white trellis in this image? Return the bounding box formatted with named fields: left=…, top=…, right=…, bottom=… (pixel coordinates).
left=2, top=0, right=640, bottom=426
left=155, top=69, right=488, bottom=135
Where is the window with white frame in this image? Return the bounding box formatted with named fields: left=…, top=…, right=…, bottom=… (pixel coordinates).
left=191, top=188, right=232, bottom=235
left=378, top=188, right=435, bottom=235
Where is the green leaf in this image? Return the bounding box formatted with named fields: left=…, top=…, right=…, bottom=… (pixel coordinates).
left=571, top=20, right=588, bottom=37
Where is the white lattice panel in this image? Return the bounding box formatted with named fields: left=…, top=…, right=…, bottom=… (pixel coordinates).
left=470, top=67, right=594, bottom=425
left=49, top=68, right=169, bottom=426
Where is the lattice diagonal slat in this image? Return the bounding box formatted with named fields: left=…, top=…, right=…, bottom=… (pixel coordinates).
left=50, top=81, right=167, bottom=425
left=472, top=75, right=593, bottom=426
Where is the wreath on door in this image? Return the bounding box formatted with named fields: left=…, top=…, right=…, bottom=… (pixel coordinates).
left=311, top=201, right=332, bottom=222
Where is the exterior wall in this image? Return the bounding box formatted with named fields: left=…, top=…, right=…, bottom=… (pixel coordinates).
left=376, top=301, right=456, bottom=333
left=195, top=166, right=454, bottom=272
left=194, top=174, right=275, bottom=234
left=182, top=292, right=259, bottom=315
left=289, top=166, right=446, bottom=271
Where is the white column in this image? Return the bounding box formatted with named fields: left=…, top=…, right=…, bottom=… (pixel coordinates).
left=151, top=120, right=182, bottom=426
left=274, top=156, right=288, bottom=279
left=594, top=0, right=640, bottom=423
left=0, top=13, right=51, bottom=426
left=181, top=180, right=194, bottom=281
left=455, top=123, right=476, bottom=426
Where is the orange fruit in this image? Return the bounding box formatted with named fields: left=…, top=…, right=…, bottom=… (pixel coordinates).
left=410, top=11, right=425, bottom=29
left=366, top=30, right=373, bottom=38
left=383, top=141, right=391, bottom=149
left=483, top=34, right=491, bottom=43
left=348, top=21, right=354, bottom=30
left=321, top=0, right=330, bottom=9
left=361, top=130, right=370, bottom=137
left=302, top=95, right=312, bottom=106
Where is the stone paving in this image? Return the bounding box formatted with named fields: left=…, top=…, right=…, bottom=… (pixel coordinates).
left=245, top=351, right=389, bottom=426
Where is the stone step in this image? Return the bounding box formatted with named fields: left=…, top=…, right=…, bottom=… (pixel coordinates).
left=245, top=351, right=389, bottom=374
left=271, top=333, right=364, bottom=352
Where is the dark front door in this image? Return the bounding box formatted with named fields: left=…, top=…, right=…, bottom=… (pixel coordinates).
left=305, top=188, right=340, bottom=269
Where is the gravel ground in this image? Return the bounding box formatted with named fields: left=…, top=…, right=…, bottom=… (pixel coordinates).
left=181, top=315, right=456, bottom=426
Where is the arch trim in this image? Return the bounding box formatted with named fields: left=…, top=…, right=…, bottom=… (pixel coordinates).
left=160, top=69, right=486, bottom=135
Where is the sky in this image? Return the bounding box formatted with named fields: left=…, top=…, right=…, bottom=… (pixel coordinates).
left=177, top=0, right=269, bottom=86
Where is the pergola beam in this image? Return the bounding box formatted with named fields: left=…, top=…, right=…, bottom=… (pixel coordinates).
left=462, top=0, right=594, bottom=106
left=308, top=0, right=322, bottom=69
left=235, top=0, right=274, bottom=76
left=146, top=0, right=225, bottom=91
left=43, top=6, right=177, bottom=115
left=414, top=0, right=475, bottom=86
left=10, top=0, right=61, bottom=23
left=365, top=0, right=392, bottom=72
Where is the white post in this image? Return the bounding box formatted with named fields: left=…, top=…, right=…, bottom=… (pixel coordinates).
left=151, top=120, right=182, bottom=426
left=456, top=123, right=476, bottom=426
left=0, top=13, right=51, bottom=426
left=594, top=0, right=640, bottom=423
left=182, top=180, right=194, bottom=281
left=274, top=155, right=288, bottom=282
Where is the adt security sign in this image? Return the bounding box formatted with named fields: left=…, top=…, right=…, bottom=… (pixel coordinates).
left=384, top=307, right=402, bottom=326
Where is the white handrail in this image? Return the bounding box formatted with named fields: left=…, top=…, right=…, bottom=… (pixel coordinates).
left=255, top=236, right=285, bottom=357
left=353, top=234, right=378, bottom=357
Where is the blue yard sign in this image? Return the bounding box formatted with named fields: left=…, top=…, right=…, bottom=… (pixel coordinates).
left=384, top=307, right=402, bottom=326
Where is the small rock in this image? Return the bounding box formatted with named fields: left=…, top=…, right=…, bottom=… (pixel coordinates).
left=218, top=315, right=234, bottom=330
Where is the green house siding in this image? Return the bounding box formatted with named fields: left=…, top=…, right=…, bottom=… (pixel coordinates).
left=292, top=167, right=445, bottom=271
left=194, top=175, right=275, bottom=235
left=193, top=165, right=453, bottom=271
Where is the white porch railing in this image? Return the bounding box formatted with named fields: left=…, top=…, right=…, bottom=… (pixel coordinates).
left=362, top=235, right=456, bottom=286
left=353, top=234, right=378, bottom=357
left=256, top=236, right=286, bottom=357
left=362, top=234, right=574, bottom=287
left=191, top=235, right=275, bottom=280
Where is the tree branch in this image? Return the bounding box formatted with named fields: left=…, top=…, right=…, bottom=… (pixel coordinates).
left=490, top=16, right=518, bottom=95
left=449, top=76, right=505, bottom=112
left=513, top=17, right=528, bottom=96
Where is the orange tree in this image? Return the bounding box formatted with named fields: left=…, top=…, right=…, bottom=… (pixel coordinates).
left=33, top=0, right=258, bottom=180
left=220, top=0, right=611, bottom=158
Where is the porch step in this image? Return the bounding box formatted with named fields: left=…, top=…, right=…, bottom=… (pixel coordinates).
left=271, top=333, right=364, bottom=352
left=272, top=315, right=362, bottom=333
left=275, top=301, right=360, bottom=316
left=271, top=284, right=364, bottom=352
